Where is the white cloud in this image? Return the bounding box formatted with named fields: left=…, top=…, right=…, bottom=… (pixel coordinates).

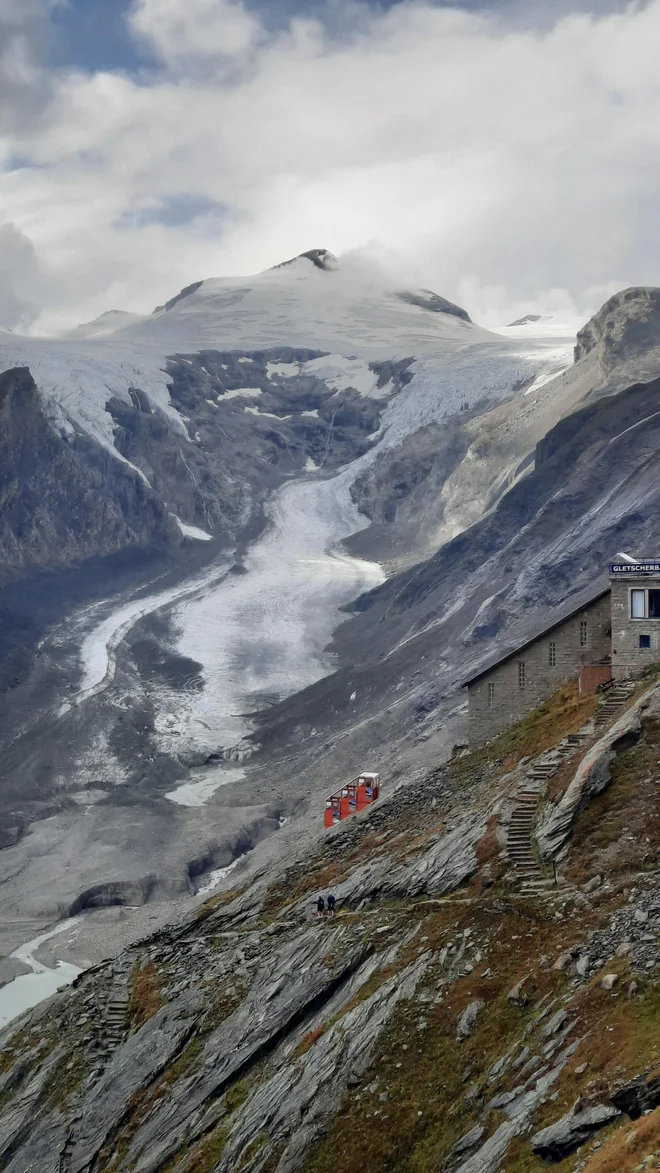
left=0, top=221, right=41, bottom=329
left=0, top=0, right=59, bottom=132
left=129, top=0, right=262, bottom=63
left=1, top=1, right=660, bottom=332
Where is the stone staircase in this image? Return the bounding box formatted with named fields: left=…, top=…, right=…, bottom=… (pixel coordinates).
left=592, top=680, right=636, bottom=730
left=84, top=958, right=132, bottom=1080
left=506, top=680, right=637, bottom=893
left=60, top=960, right=133, bottom=1172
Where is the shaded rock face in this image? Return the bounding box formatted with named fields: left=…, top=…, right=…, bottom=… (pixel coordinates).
left=531, top=1103, right=620, bottom=1161
left=575, top=287, right=660, bottom=366
left=394, top=288, right=472, bottom=322
left=349, top=417, right=473, bottom=567
left=274, top=247, right=339, bottom=272
left=154, top=280, right=204, bottom=313
left=612, top=1072, right=660, bottom=1119
left=0, top=347, right=393, bottom=589
left=0, top=367, right=175, bottom=585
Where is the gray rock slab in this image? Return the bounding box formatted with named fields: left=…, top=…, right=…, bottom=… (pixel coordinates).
left=457, top=1000, right=485, bottom=1041
left=126, top=927, right=375, bottom=1172
left=531, top=1103, right=620, bottom=1161
left=216, top=953, right=430, bottom=1173
left=68, top=993, right=202, bottom=1173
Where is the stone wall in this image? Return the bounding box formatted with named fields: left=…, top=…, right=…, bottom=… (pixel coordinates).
left=467, top=594, right=611, bottom=745
left=611, top=576, right=660, bottom=679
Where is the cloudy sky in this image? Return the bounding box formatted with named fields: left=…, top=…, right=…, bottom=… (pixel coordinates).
left=0, top=0, right=658, bottom=333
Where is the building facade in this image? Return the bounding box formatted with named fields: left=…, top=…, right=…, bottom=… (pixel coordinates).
left=610, top=561, right=660, bottom=679
left=465, top=591, right=612, bottom=746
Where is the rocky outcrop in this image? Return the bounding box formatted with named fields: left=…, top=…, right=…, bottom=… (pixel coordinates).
left=68, top=994, right=202, bottom=1173
left=0, top=367, right=176, bottom=585
left=575, top=286, right=660, bottom=366
left=531, top=1103, right=620, bottom=1161
left=394, top=288, right=471, bottom=321
left=214, top=953, right=429, bottom=1173
left=612, top=1072, right=660, bottom=1119
left=454, top=1040, right=583, bottom=1173
left=456, top=999, right=484, bottom=1041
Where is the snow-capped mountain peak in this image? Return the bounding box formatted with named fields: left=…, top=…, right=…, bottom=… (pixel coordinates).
left=272, top=247, right=339, bottom=272
left=117, top=249, right=487, bottom=356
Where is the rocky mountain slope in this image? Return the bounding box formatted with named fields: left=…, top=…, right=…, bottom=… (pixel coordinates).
left=0, top=251, right=576, bottom=940
left=2, top=672, right=660, bottom=1172
left=249, top=288, right=660, bottom=792
left=2, top=257, right=660, bottom=1037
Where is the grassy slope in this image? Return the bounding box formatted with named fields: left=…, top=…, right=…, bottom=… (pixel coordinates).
left=2, top=679, right=659, bottom=1173
left=299, top=679, right=660, bottom=1173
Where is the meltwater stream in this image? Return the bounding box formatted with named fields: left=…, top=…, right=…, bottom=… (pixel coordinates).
left=0, top=920, right=83, bottom=1029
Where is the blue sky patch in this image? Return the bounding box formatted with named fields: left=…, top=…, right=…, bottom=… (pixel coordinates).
left=44, top=0, right=644, bottom=74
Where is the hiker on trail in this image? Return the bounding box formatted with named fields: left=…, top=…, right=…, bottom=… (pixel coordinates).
left=327, top=893, right=336, bottom=916
left=316, top=896, right=325, bottom=918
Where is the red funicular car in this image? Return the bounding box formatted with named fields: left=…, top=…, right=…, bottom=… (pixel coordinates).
left=324, top=773, right=380, bottom=827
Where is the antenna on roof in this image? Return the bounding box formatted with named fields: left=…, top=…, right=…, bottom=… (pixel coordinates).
left=615, top=552, right=640, bottom=563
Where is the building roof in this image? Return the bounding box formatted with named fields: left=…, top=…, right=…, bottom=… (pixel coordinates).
left=461, top=585, right=611, bottom=688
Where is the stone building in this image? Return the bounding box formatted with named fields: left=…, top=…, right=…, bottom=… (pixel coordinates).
left=464, top=589, right=612, bottom=746
left=610, top=559, right=660, bottom=679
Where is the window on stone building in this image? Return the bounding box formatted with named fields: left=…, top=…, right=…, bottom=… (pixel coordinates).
left=649, top=590, right=660, bottom=619
left=580, top=621, right=588, bottom=647
left=640, top=634, right=651, bottom=649
left=549, top=642, right=557, bottom=667
left=518, top=661, right=525, bottom=689
left=487, top=682, right=495, bottom=707
left=631, top=589, right=646, bottom=619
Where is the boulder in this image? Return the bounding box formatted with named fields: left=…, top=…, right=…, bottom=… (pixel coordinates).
left=552, top=953, right=572, bottom=972
left=456, top=1000, right=485, bottom=1041
left=531, top=1103, right=620, bottom=1161
left=576, top=955, right=590, bottom=977
left=507, top=977, right=529, bottom=1005
left=601, top=973, right=618, bottom=990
